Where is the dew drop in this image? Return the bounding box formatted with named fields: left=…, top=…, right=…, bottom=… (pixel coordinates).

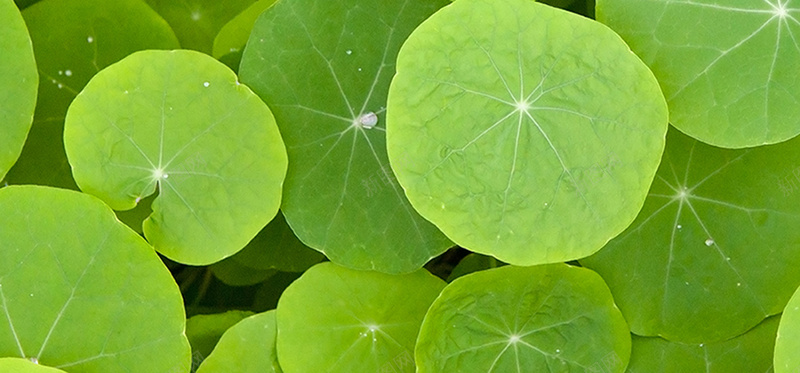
left=737, top=282, right=742, bottom=287
left=555, top=349, right=561, bottom=353
left=203, top=82, right=210, bottom=87
left=699, top=343, right=704, bottom=347
left=65, top=70, right=72, bottom=77
left=135, top=197, right=141, bottom=203
left=704, top=238, right=714, bottom=246
left=346, top=49, right=352, bottom=55
left=58, top=70, right=63, bottom=75
left=57, top=83, right=63, bottom=89
left=191, top=11, right=201, bottom=21
left=357, top=67, right=362, bottom=71
left=87, top=36, right=94, bottom=43
left=684, top=282, right=689, bottom=285
left=358, top=112, right=378, bottom=128
left=29, top=357, right=38, bottom=364
left=124, top=90, right=129, bottom=94
left=676, top=224, right=682, bottom=229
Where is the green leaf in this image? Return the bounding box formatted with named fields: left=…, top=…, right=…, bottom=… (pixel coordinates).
left=5, top=0, right=179, bottom=189
left=227, top=212, right=324, bottom=273
left=211, top=0, right=277, bottom=59
left=775, top=285, right=800, bottom=372
left=0, top=0, right=37, bottom=181
left=446, top=253, right=504, bottom=282
left=581, top=128, right=800, bottom=342
left=416, top=264, right=630, bottom=372
left=0, top=358, right=65, bottom=373
left=386, top=0, right=668, bottom=266
left=186, top=310, right=254, bottom=364
left=597, top=0, right=800, bottom=148
left=0, top=186, right=190, bottom=372
left=210, top=257, right=276, bottom=287
left=627, top=316, right=779, bottom=373
left=196, top=311, right=282, bottom=373
left=239, top=0, right=453, bottom=274
left=63, top=49, right=288, bottom=265
left=143, top=0, right=257, bottom=53
left=276, top=262, right=446, bottom=373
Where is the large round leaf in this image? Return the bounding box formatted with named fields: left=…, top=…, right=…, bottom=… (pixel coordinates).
left=0, top=0, right=37, bottom=181
left=0, top=186, right=190, bottom=372
left=386, top=0, right=668, bottom=266
left=239, top=0, right=453, bottom=274
left=582, top=128, right=800, bottom=342
left=775, top=285, right=800, bottom=372
left=64, top=49, right=287, bottom=265
left=597, top=0, right=800, bottom=148
left=196, top=311, right=281, bottom=373
left=6, top=0, right=179, bottom=189
left=415, top=264, right=630, bottom=372
left=276, top=262, right=445, bottom=373
left=627, top=316, right=779, bottom=373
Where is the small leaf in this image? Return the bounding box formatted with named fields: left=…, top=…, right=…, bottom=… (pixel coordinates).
left=212, top=0, right=277, bottom=60
left=196, top=311, right=282, bottom=373
left=186, top=310, right=254, bottom=364
left=276, top=262, right=446, bottom=373
left=0, top=0, right=37, bottom=181
left=387, top=0, right=668, bottom=266
left=775, top=285, right=800, bottom=372
left=415, top=264, right=630, bottom=372
left=0, top=358, right=65, bottom=373
left=63, top=49, right=288, bottom=265
left=582, top=128, right=800, bottom=342
left=0, top=186, right=190, bottom=372
left=597, top=0, right=800, bottom=147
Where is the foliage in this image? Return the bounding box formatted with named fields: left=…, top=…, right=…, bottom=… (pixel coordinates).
left=1, top=0, right=799, bottom=371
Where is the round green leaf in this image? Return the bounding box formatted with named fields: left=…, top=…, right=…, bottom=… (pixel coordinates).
left=186, top=310, right=254, bottom=364
left=63, top=49, right=288, bottom=265
left=628, top=316, right=779, bottom=373
left=196, top=311, right=281, bottom=373
left=239, top=0, right=453, bottom=274
left=0, top=0, right=37, bottom=181
left=211, top=0, right=277, bottom=60
left=0, top=186, right=190, bottom=372
left=144, top=0, right=257, bottom=53
left=415, top=264, right=630, bottom=372
left=386, top=0, right=668, bottom=266
left=776, top=285, right=800, bottom=372
left=597, top=0, right=800, bottom=148
left=582, top=128, right=800, bottom=342
left=6, top=0, right=179, bottom=189
left=276, top=262, right=446, bottom=373
left=228, top=212, right=324, bottom=273
left=0, top=358, right=65, bottom=373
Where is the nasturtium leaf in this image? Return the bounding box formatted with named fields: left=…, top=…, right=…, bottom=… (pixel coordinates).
left=212, top=0, right=277, bottom=60
left=415, top=264, right=630, bottom=372
left=196, top=311, right=282, bottom=373
left=6, top=0, right=179, bottom=189
left=776, top=285, right=800, bottom=372
left=0, top=358, right=65, bottom=373
left=63, top=49, right=288, bottom=265
left=0, top=186, right=190, bottom=372
left=144, top=0, right=257, bottom=53
left=581, top=128, right=800, bottom=343
left=386, top=0, right=667, bottom=266
left=186, top=310, right=254, bottom=363
left=0, top=0, right=37, bottom=181
left=210, top=257, right=276, bottom=287
left=446, top=253, right=505, bottom=282
left=276, top=262, right=446, bottom=373
left=627, top=315, right=779, bottom=373
left=597, top=0, right=800, bottom=148
left=239, top=0, right=453, bottom=274
left=226, top=212, right=324, bottom=273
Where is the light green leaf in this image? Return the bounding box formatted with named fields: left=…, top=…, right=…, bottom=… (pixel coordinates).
left=276, top=262, right=446, bottom=373
left=186, top=310, right=254, bottom=365
left=210, top=257, right=276, bottom=287
left=239, top=0, right=453, bottom=274
left=63, top=49, right=287, bottom=265
left=144, top=0, right=257, bottom=53
left=597, top=0, right=800, bottom=148
left=0, top=0, right=37, bottom=181
left=196, top=311, right=282, bottom=373
left=0, top=358, right=65, bottom=373
left=228, top=212, right=324, bottom=273
left=776, top=285, right=800, bottom=372
left=212, top=0, right=277, bottom=59
left=386, top=0, right=667, bottom=266
left=416, top=264, right=630, bottom=372
left=0, top=186, right=190, bottom=372
left=6, top=0, right=179, bottom=189
left=581, top=128, right=800, bottom=342
left=627, top=316, right=779, bottom=373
